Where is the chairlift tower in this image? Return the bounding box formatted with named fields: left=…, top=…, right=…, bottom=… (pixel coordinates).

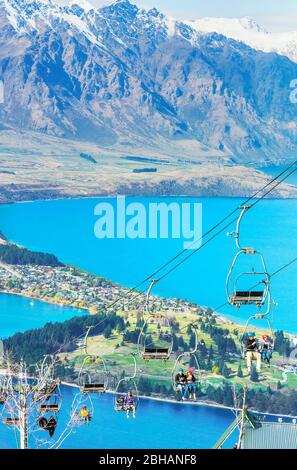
left=1, top=354, right=94, bottom=449
left=18, top=363, right=29, bottom=450
left=1, top=357, right=61, bottom=449
left=0, top=359, right=30, bottom=449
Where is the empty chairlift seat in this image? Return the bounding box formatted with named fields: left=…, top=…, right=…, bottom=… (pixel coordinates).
left=142, top=347, right=169, bottom=360
left=39, top=404, right=60, bottom=412
left=231, top=290, right=265, bottom=305
left=82, top=383, right=105, bottom=393
left=3, top=417, right=20, bottom=426
left=78, top=354, right=108, bottom=395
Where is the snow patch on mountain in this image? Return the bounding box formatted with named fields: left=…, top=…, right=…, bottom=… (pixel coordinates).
left=61, top=10, right=100, bottom=44
left=69, top=0, right=94, bottom=12
left=1, top=0, right=297, bottom=162
left=190, top=17, right=268, bottom=36
left=189, top=16, right=297, bottom=63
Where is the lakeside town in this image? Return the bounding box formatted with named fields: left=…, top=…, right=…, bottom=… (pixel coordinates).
left=1, top=235, right=297, bottom=417
left=0, top=262, right=198, bottom=317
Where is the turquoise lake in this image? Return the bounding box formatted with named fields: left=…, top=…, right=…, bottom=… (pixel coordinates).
left=0, top=195, right=296, bottom=448
left=0, top=293, right=85, bottom=338
left=0, top=196, right=296, bottom=332
left=0, top=294, right=237, bottom=449
left=0, top=385, right=236, bottom=449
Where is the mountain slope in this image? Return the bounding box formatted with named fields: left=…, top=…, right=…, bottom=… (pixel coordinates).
left=190, top=16, right=297, bottom=64
left=0, top=0, right=297, bottom=162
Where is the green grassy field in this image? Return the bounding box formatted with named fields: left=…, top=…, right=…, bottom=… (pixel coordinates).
left=60, top=306, right=297, bottom=399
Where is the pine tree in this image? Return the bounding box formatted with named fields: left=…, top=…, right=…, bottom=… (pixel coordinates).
left=187, top=325, right=193, bottom=335
left=218, top=359, right=225, bottom=375
left=237, top=363, right=243, bottom=378
left=190, top=355, right=198, bottom=368
left=199, top=340, right=207, bottom=359
left=222, top=382, right=233, bottom=406
left=208, top=345, right=214, bottom=360
left=189, top=333, right=196, bottom=349
left=206, top=356, right=212, bottom=371
left=222, top=364, right=230, bottom=378
left=250, top=366, right=259, bottom=382
left=172, top=334, right=179, bottom=352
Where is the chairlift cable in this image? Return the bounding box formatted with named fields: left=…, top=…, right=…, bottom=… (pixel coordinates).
left=126, top=160, right=297, bottom=291
left=27, top=161, right=297, bottom=402
left=62, top=160, right=297, bottom=320
left=53, top=217, right=297, bottom=362
left=137, top=280, right=174, bottom=361
left=53, top=159, right=297, bottom=356
left=154, top=163, right=297, bottom=283
left=212, top=255, right=297, bottom=316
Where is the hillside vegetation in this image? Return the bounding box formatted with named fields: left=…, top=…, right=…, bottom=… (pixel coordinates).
left=0, top=243, right=62, bottom=266
left=4, top=306, right=297, bottom=415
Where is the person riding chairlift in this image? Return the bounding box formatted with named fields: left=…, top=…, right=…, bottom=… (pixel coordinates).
left=260, top=334, right=272, bottom=367
left=246, top=332, right=261, bottom=374
left=184, top=368, right=197, bottom=401
left=116, top=395, right=125, bottom=410
left=175, top=368, right=187, bottom=398
left=38, top=415, right=57, bottom=438
left=80, top=405, right=91, bottom=422
left=124, top=391, right=136, bottom=419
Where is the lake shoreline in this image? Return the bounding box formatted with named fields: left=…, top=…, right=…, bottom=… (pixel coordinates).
left=61, top=381, right=297, bottom=420
left=2, top=191, right=297, bottom=207
left=1, top=287, right=296, bottom=337
left=0, top=288, right=280, bottom=336
left=0, top=289, right=90, bottom=313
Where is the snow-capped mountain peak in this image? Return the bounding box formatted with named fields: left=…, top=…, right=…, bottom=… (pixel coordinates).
left=1, top=0, right=297, bottom=162
left=190, top=16, right=268, bottom=36
left=68, top=0, right=94, bottom=12
left=189, top=16, right=297, bottom=63
left=2, top=0, right=297, bottom=62
left=1, top=0, right=60, bottom=33
left=239, top=16, right=268, bottom=34
left=104, top=0, right=134, bottom=6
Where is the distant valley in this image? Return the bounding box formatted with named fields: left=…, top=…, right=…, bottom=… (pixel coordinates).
left=1, top=0, right=297, bottom=201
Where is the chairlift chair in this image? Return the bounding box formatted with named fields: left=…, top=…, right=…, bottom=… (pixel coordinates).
left=226, top=206, right=271, bottom=309
left=38, top=381, right=62, bottom=416
left=75, top=326, right=95, bottom=354
left=240, top=314, right=275, bottom=361
left=227, top=257, right=270, bottom=308
left=70, top=392, right=94, bottom=426
left=171, top=325, right=201, bottom=400
left=137, top=280, right=173, bottom=361
left=78, top=355, right=108, bottom=394
left=138, top=314, right=173, bottom=361
left=3, top=417, right=20, bottom=427
left=113, top=354, right=139, bottom=414
left=76, top=338, right=86, bottom=350
left=113, top=378, right=139, bottom=412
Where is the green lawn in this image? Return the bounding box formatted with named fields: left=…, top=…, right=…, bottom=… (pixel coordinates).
left=60, top=308, right=297, bottom=395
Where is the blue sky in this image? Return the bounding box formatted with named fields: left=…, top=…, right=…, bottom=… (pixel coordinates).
left=62, top=0, right=297, bottom=31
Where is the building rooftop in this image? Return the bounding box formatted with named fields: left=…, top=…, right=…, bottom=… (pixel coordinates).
left=241, top=421, right=297, bottom=449
left=213, top=408, right=297, bottom=449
